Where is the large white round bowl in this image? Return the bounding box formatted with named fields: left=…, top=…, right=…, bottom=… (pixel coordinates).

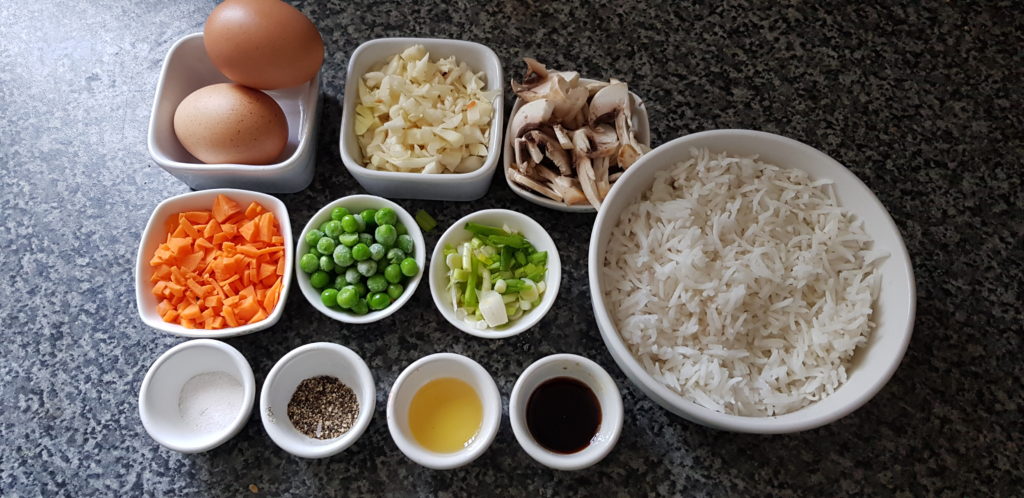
left=589, top=129, right=916, bottom=434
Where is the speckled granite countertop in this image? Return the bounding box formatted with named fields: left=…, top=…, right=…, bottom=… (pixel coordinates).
left=1, top=0, right=1021, bottom=495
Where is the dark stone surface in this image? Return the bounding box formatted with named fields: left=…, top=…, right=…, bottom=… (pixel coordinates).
left=1, top=0, right=1021, bottom=495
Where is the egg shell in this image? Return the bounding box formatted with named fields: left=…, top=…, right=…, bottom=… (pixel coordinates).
left=173, top=83, right=288, bottom=165
left=204, top=0, right=324, bottom=90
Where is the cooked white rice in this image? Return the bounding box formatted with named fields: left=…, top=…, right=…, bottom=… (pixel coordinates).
left=602, top=148, right=885, bottom=416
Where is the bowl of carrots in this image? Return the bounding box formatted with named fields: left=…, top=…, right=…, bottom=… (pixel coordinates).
left=135, top=189, right=293, bottom=337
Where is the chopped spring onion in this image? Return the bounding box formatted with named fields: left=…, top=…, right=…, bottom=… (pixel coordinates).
left=415, top=209, right=437, bottom=232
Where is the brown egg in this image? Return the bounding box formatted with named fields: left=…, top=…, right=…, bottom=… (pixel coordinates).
left=204, top=0, right=324, bottom=90
left=173, top=83, right=288, bottom=165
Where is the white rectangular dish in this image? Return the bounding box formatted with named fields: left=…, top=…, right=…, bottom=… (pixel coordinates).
left=147, top=33, right=320, bottom=193
left=339, top=38, right=503, bottom=201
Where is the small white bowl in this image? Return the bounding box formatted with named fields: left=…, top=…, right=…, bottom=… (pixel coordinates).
left=139, top=339, right=256, bottom=453
left=339, top=37, right=504, bottom=201
left=387, top=353, right=501, bottom=469
left=589, top=129, right=916, bottom=433
left=295, top=195, right=426, bottom=324
left=503, top=80, right=651, bottom=213
left=147, top=33, right=320, bottom=193
left=509, top=354, right=623, bottom=470
left=135, top=188, right=294, bottom=338
left=428, top=209, right=562, bottom=339
left=259, top=342, right=376, bottom=459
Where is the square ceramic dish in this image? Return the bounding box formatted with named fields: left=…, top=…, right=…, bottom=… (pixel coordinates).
left=339, top=38, right=504, bottom=201
left=147, top=33, right=320, bottom=193
left=135, top=189, right=294, bottom=338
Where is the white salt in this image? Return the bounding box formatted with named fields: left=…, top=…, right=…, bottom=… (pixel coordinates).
left=178, top=371, right=243, bottom=433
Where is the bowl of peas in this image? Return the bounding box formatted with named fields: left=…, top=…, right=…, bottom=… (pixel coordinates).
left=295, top=195, right=425, bottom=323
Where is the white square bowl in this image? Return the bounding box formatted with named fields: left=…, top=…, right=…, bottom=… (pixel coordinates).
left=135, top=189, right=294, bottom=338
left=147, top=33, right=320, bottom=193
left=339, top=38, right=504, bottom=201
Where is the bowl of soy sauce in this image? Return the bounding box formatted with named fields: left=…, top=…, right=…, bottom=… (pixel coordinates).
left=509, top=354, right=624, bottom=470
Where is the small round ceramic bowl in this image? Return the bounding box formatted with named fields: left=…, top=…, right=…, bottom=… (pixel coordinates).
left=260, top=342, right=376, bottom=459
left=138, top=339, right=256, bottom=453
left=509, top=354, right=623, bottom=470
left=295, top=195, right=426, bottom=324
left=428, top=209, right=561, bottom=339
left=589, top=129, right=916, bottom=433
left=386, top=353, right=501, bottom=469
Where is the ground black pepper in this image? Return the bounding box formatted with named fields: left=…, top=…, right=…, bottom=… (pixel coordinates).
left=287, top=376, right=359, bottom=439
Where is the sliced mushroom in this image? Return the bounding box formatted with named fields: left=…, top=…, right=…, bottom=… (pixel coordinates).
left=593, top=155, right=611, bottom=199
left=552, top=124, right=574, bottom=149
left=571, top=129, right=602, bottom=209
left=510, top=99, right=554, bottom=138
left=588, top=82, right=629, bottom=124
left=587, top=124, right=619, bottom=159
left=524, top=130, right=572, bottom=176
left=508, top=169, right=562, bottom=202
left=614, top=111, right=643, bottom=169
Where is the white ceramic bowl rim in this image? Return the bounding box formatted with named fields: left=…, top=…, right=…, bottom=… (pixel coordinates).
left=138, top=339, right=256, bottom=453
left=589, top=129, right=916, bottom=433
left=428, top=209, right=562, bottom=339
left=509, top=354, right=623, bottom=470
left=259, top=342, right=376, bottom=459
left=340, top=37, right=503, bottom=182
left=294, top=194, right=426, bottom=324
left=386, top=353, right=501, bottom=469
left=134, top=188, right=293, bottom=338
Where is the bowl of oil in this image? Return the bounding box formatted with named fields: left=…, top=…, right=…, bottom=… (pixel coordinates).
left=509, top=354, right=623, bottom=470
left=386, top=353, right=501, bottom=469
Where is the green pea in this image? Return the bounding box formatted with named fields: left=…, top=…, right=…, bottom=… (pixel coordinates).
left=304, top=229, right=324, bottom=247
left=320, top=288, right=339, bottom=307
left=352, top=281, right=368, bottom=297
left=387, top=283, right=404, bottom=300
left=386, top=248, right=406, bottom=265
left=358, top=232, right=374, bottom=247
left=318, top=220, right=334, bottom=233
left=341, top=215, right=359, bottom=233
left=375, top=224, right=397, bottom=247
left=352, top=243, right=370, bottom=261
left=323, top=220, right=343, bottom=238
left=330, top=206, right=350, bottom=221
left=333, top=245, right=354, bottom=267
left=308, top=247, right=322, bottom=258
left=397, top=234, right=414, bottom=254
left=384, top=264, right=402, bottom=284
left=299, top=253, right=319, bottom=273
left=354, top=214, right=367, bottom=232
left=374, top=208, right=397, bottom=226
left=310, top=270, right=330, bottom=289
left=319, top=255, right=335, bottom=272
left=396, top=223, right=408, bottom=235
left=334, top=274, right=347, bottom=290
left=357, top=260, right=377, bottom=278
left=367, top=274, right=388, bottom=293
left=345, top=267, right=362, bottom=285
left=369, top=243, right=385, bottom=261
left=339, top=233, right=359, bottom=247
left=368, top=292, right=391, bottom=310
left=360, top=209, right=377, bottom=228
left=350, top=298, right=369, bottom=315
left=400, top=257, right=419, bottom=277
left=337, top=286, right=358, bottom=308
left=316, top=237, right=336, bottom=255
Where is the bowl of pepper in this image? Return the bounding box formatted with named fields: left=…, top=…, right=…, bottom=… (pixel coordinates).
left=259, top=342, right=375, bottom=459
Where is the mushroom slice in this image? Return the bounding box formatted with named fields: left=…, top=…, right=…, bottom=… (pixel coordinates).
left=524, top=130, right=572, bottom=176
left=511, top=57, right=549, bottom=93
left=609, top=172, right=623, bottom=183
left=552, top=124, right=574, bottom=149
left=588, top=82, right=629, bottom=124
left=510, top=99, right=554, bottom=138
left=524, top=137, right=545, bottom=164
left=571, top=129, right=602, bottom=209
left=513, top=137, right=531, bottom=172
left=587, top=124, right=619, bottom=158
left=593, top=156, right=611, bottom=199
left=584, top=80, right=609, bottom=97
left=509, top=169, right=562, bottom=202
left=614, top=111, right=643, bottom=169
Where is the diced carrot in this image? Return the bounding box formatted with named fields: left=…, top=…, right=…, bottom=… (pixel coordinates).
left=257, top=212, right=275, bottom=242
left=239, top=220, right=258, bottom=242
left=186, top=279, right=207, bottom=298
left=182, top=211, right=211, bottom=224
left=276, top=256, right=285, bottom=275
left=180, top=303, right=201, bottom=320
left=258, top=263, right=276, bottom=280
left=152, top=281, right=168, bottom=298
left=157, top=298, right=174, bottom=315
left=180, top=219, right=201, bottom=240
left=180, top=250, right=204, bottom=272
left=271, top=235, right=284, bottom=244
left=213, top=194, right=242, bottom=223
left=181, top=318, right=196, bottom=329
left=194, top=237, right=214, bottom=251
left=234, top=296, right=259, bottom=322
left=222, top=306, right=239, bottom=327
left=247, top=308, right=268, bottom=324
left=244, top=201, right=266, bottom=219
left=237, top=245, right=260, bottom=258
left=162, top=309, right=179, bottom=323
left=210, top=317, right=225, bottom=329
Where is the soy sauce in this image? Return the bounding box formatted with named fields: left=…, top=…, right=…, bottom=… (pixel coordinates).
left=526, top=377, right=601, bottom=454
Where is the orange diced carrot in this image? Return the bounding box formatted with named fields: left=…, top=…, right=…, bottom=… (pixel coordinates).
left=180, top=303, right=201, bottom=320
left=244, top=201, right=265, bottom=219
left=222, top=306, right=239, bottom=327
left=247, top=308, right=268, bottom=324
left=180, top=219, right=201, bottom=240
left=182, top=211, right=211, bottom=224
left=162, top=309, right=179, bottom=323
left=239, top=220, right=258, bottom=242
left=213, top=194, right=242, bottom=223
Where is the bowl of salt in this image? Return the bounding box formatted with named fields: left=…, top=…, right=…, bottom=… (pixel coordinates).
left=139, top=339, right=256, bottom=453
